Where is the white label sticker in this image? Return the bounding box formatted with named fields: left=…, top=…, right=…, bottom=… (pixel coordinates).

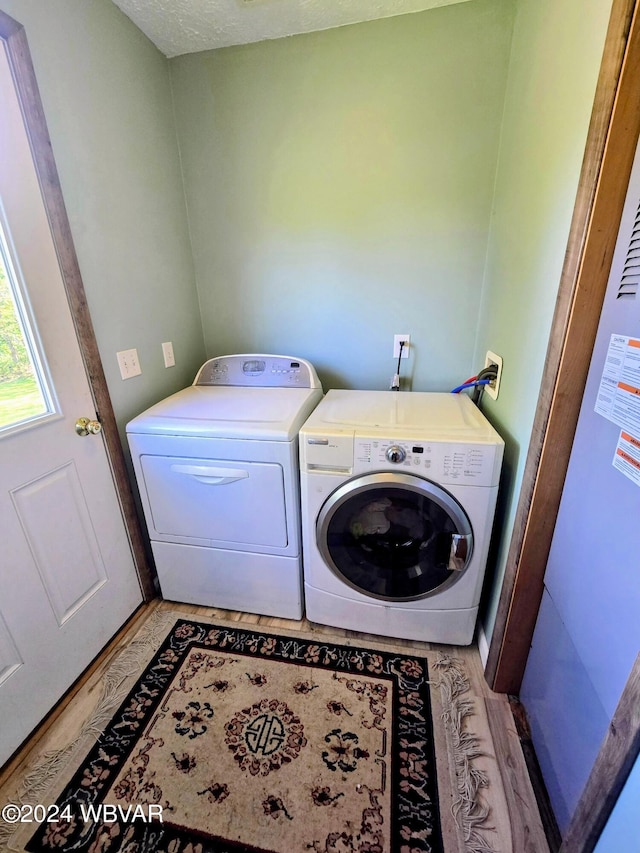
left=595, top=334, right=640, bottom=435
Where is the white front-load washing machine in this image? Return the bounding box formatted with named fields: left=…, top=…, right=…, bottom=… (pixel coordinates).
left=127, top=354, right=322, bottom=619
left=299, top=390, right=504, bottom=644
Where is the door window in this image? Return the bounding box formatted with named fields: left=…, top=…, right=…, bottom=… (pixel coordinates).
left=318, top=475, right=473, bottom=601
left=0, top=215, right=56, bottom=433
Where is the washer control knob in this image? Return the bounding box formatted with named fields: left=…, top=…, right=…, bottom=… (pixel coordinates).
left=386, top=445, right=406, bottom=464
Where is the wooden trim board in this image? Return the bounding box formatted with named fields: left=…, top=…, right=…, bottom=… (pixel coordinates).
left=485, top=696, right=551, bottom=852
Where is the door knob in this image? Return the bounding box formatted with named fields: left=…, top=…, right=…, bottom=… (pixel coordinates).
left=75, top=417, right=102, bottom=436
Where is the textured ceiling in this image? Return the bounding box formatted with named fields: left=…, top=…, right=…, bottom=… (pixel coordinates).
left=110, top=0, right=472, bottom=57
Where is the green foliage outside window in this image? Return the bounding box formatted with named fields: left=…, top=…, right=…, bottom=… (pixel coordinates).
left=0, top=262, right=32, bottom=382
left=0, top=260, right=48, bottom=428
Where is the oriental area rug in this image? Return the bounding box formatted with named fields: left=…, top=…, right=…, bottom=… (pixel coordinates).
left=3, top=614, right=493, bottom=853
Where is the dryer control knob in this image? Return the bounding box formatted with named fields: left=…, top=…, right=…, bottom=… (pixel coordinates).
left=386, top=445, right=406, bottom=464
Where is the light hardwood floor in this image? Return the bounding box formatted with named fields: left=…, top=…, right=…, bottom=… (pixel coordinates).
left=0, top=601, right=550, bottom=852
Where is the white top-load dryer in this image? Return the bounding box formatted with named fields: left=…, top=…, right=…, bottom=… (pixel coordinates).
left=127, top=355, right=322, bottom=619
left=299, top=390, right=504, bottom=644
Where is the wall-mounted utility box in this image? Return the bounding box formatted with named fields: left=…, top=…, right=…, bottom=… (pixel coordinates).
left=484, top=351, right=503, bottom=400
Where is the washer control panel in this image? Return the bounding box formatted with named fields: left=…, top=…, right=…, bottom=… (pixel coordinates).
left=354, top=437, right=499, bottom=487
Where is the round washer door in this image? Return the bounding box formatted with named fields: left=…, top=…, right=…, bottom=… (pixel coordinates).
left=317, top=473, right=473, bottom=601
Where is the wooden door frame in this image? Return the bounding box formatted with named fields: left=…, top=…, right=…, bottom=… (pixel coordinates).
left=485, top=0, right=640, bottom=693
left=0, top=11, right=154, bottom=600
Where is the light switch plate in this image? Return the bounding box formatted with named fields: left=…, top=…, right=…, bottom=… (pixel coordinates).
left=116, top=348, right=141, bottom=379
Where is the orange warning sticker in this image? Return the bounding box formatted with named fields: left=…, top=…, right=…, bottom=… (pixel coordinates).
left=614, top=430, right=640, bottom=486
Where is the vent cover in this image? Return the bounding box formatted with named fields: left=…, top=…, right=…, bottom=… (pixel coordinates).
left=617, top=199, right=640, bottom=298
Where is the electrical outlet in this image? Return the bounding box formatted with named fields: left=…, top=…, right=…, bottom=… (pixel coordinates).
left=162, top=341, right=175, bottom=368
left=393, top=334, right=410, bottom=358
left=484, top=351, right=503, bottom=400
left=116, top=348, right=141, bottom=380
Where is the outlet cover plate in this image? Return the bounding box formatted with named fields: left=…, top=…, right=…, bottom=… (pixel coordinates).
left=393, top=334, right=410, bottom=358
left=162, top=341, right=175, bottom=368
left=484, top=350, right=503, bottom=399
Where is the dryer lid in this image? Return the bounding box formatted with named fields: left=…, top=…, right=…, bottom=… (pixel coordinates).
left=126, top=385, right=323, bottom=441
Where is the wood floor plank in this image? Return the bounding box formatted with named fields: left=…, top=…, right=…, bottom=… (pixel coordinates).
left=485, top=695, right=550, bottom=853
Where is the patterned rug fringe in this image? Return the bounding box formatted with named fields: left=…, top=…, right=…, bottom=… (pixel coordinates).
left=433, top=655, right=495, bottom=853
left=0, top=610, right=176, bottom=851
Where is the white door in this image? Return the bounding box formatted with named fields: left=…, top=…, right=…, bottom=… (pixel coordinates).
left=0, top=45, right=142, bottom=765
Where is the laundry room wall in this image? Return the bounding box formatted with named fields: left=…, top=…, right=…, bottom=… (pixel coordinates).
left=168, top=0, right=515, bottom=393
left=471, top=0, right=614, bottom=646
left=0, top=0, right=205, bottom=435
left=0, top=0, right=619, bottom=677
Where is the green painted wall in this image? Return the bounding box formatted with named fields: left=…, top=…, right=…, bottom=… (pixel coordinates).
left=170, top=0, right=514, bottom=392
left=473, top=0, right=614, bottom=642
left=0, top=0, right=205, bottom=436
left=169, top=0, right=615, bottom=646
